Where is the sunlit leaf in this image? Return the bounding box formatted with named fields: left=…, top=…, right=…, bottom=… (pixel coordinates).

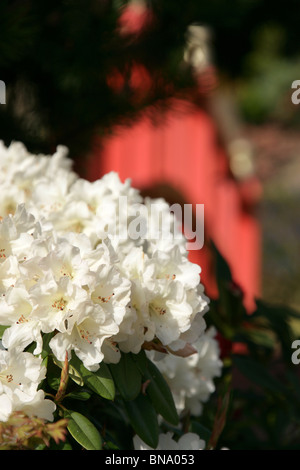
left=80, top=362, right=115, bottom=401
left=64, top=410, right=102, bottom=450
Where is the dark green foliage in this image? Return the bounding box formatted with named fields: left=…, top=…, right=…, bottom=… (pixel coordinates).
left=1, top=0, right=299, bottom=161
left=203, top=243, right=300, bottom=450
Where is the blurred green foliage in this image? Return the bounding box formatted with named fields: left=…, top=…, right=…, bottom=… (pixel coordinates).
left=237, top=24, right=300, bottom=125
left=200, top=244, right=300, bottom=449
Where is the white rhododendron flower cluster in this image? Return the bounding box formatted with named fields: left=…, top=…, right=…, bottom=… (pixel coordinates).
left=148, top=326, right=223, bottom=416
left=0, top=140, right=211, bottom=424
left=0, top=346, right=55, bottom=422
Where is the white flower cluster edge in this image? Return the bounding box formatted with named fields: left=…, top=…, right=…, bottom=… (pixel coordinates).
left=0, top=141, right=217, bottom=440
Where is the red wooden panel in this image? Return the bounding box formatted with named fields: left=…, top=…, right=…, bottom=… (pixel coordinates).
left=87, top=100, right=261, bottom=313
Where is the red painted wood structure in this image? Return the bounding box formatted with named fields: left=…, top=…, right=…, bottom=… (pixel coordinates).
left=86, top=4, right=261, bottom=313
left=87, top=99, right=260, bottom=313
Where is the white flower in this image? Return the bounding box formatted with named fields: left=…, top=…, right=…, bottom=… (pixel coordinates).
left=29, top=272, right=93, bottom=333
left=0, top=185, right=26, bottom=220
left=38, top=240, right=95, bottom=290
left=28, top=172, right=72, bottom=221
left=0, top=284, right=43, bottom=354
left=49, top=263, right=131, bottom=370
left=133, top=432, right=206, bottom=450
left=0, top=349, right=56, bottom=422
left=116, top=245, right=208, bottom=354
left=49, top=306, right=120, bottom=371
left=142, top=197, right=187, bottom=255
left=148, top=327, right=222, bottom=416
left=0, top=141, right=75, bottom=211
left=90, top=264, right=131, bottom=326
left=0, top=255, right=20, bottom=294
left=0, top=141, right=210, bottom=374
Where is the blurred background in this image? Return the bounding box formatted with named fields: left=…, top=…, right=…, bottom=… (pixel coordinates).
left=0, top=0, right=299, bottom=311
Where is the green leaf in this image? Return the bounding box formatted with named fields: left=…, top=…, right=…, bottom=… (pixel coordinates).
left=46, top=356, right=62, bottom=391
left=209, top=242, right=247, bottom=335
left=41, top=332, right=54, bottom=355
left=124, top=393, right=159, bottom=449
left=39, top=334, right=53, bottom=366
left=211, top=241, right=232, bottom=284
left=81, top=363, right=115, bottom=401
left=109, top=352, right=142, bottom=401
left=64, top=410, right=102, bottom=450
left=131, top=349, right=148, bottom=375
left=254, top=300, right=299, bottom=363
left=103, top=440, right=120, bottom=450
left=66, top=388, right=92, bottom=401
left=67, top=354, right=115, bottom=400
left=233, top=354, right=286, bottom=395
left=0, top=325, right=8, bottom=339
left=143, top=358, right=179, bottom=425
left=190, top=420, right=212, bottom=443
left=237, top=329, right=275, bottom=350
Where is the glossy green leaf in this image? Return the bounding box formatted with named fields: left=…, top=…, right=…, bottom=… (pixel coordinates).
left=66, top=388, right=92, bottom=401
left=124, top=393, right=159, bottom=449
left=64, top=410, right=102, bottom=450
left=109, top=352, right=142, bottom=401
left=131, top=349, right=148, bottom=374
left=46, top=356, right=62, bottom=391
left=82, top=363, right=115, bottom=401
left=69, top=354, right=115, bottom=400
left=0, top=325, right=8, bottom=339
left=39, top=334, right=54, bottom=368
left=143, top=358, right=179, bottom=425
